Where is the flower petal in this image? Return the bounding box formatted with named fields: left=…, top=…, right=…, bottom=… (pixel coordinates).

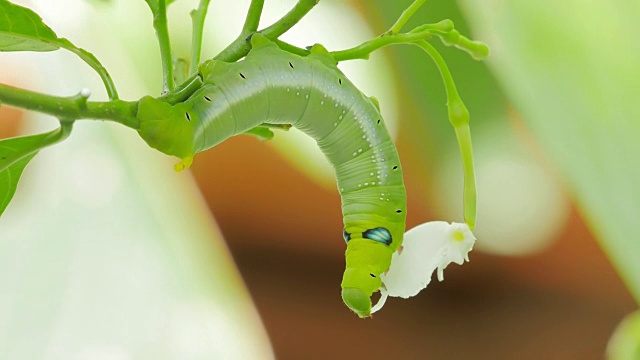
left=380, top=221, right=476, bottom=299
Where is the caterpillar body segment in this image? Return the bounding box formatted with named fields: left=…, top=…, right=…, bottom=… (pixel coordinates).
left=186, top=36, right=407, bottom=317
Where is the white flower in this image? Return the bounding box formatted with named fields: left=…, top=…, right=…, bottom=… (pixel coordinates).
left=371, top=221, right=476, bottom=313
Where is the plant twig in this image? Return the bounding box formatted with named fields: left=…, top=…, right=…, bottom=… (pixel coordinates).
left=0, top=83, right=139, bottom=130
left=189, top=0, right=212, bottom=75
left=58, top=41, right=120, bottom=100
left=152, top=0, right=175, bottom=92
left=388, top=0, right=428, bottom=34
left=413, top=40, right=477, bottom=229
left=242, top=0, right=265, bottom=33
left=159, top=73, right=204, bottom=105
left=259, top=0, right=318, bottom=40
left=215, top=0, right=318, bottom=62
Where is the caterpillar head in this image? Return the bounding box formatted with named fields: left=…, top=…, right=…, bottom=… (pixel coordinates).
left=340, top=238, right=393, bottom=318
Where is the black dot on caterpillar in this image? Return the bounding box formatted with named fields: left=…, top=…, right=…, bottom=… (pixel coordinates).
left=239, top=73, right=246, bottom=79
left=289, top=62, right=294, bottom=69
left=393, top=166, right=398, bottom=170
left=185, top=112, right=191, bottom=121
left=339, top=78, right=342, bottom=85
left=369, top=273, right=376, bottom=278
left=204, top=96, right=211, bottom=102
left=377, top=119, right=381, bottom=124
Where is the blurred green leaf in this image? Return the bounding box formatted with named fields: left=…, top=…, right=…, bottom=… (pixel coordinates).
left=460, top=0, right=640, bottom=302
left=608, top=311, right=640, bottom=360
left=0, top=0, right=60, bottom=51
left=0, top=125, right=71, bottom=216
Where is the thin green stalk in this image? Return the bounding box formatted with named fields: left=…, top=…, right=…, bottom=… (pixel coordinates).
left=330, top=20, right=485, bottom=62
left=153, top=0, right=175, bottom=92
left=241, top=0, right=265, bottom=33
left=215, top=0, right=318, bottom=62
left=331, top=29, right=434, bottom=61
left=273, top=39, right=309, bottom=56
left=412, top=40, right=477, bottom=230
left=259, top=0, right=318, bottom=39
left=388, top=0, right=428, bottom=34
left=189, top=0, right=212, bottom=75
left=58, top=42, right=119, bottom=100
left=212, top=0, right=266, bottom=63
left=159, top=73, right=204, bottom=105
left=0, top=83, right=139, bottom=130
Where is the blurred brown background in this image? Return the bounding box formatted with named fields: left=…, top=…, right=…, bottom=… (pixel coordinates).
left=190, top=133, right=635, bottom=359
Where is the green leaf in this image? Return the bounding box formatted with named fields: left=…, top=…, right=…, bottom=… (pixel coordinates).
left=0, top=124, right=72, bottom=216
left=0, top=0, right=119, bottom=99
left=460, top=0, right=640, bottom=302
left=608, top=311, right=640, bottom=360
left=0, top=152, right=37, bottom=215
left=0, top=0, right=61, bottom=51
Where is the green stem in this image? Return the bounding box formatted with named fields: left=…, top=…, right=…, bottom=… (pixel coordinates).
left=388, top=0, right=428, bottom=34
left=330, top=20, right=485, bottom=62
left=215, top=0, right=318, bottom=62
left=242, top=0, right=265, bottom=33
left=189, top=0, right=212, bottom=75
left=331, top=29, right=434, bottom=61
left=412, top=40, right=477, bottom=230
left=259, top=0, right=318, bottom=39
left=153, top=0, right=175, bottom=92
left=0, top=83, right=139, bottom=130
left=273, top=40, right=309, bottom=56
left=212, top=0, right=265, bottom=63
left=58, top=41, right=120, bottom=100
left=430, top=29, right=490, bottom=60
left=159, top=73, right=204, bottom=105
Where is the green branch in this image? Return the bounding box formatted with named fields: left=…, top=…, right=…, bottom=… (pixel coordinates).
left=330, top=26, right=437, bottom=61
left=151, top=0, right=175, bottom=92
left=413, top=40, right=477, bottom=230
left=215, top=0, right=318, bottom=62
left=388, top=0, right=428, bottom=34
left=259, top=0, right=318, bottom=39
left=213, top=0, right=265, bottom=63
left=58, top=41, right=120, bottom=100
left=330, top=20, right=487, bottom=62
left=189, top=0, right=212, bottom=75
left=159, top=73, right=204, bottom=105
left=0, top=83, right=139, bottom=130
left=241, top=0, right=265, bottom=33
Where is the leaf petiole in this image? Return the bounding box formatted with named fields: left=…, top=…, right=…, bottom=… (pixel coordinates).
left=388, top=0, right=428, bottom=35
left=412, top=40, right=477, bottom=230
left=189, top=0, right=212, bottom=75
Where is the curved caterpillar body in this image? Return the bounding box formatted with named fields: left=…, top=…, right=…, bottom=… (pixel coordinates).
left=141, top=35, right=407, bottom=317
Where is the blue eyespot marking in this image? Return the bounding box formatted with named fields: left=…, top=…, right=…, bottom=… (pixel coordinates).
left=343, top=229, right=351, bottom=244
left=362, top=227, right=392, bottom=246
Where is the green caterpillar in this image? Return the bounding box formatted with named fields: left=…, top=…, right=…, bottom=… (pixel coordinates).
left=139, top=34, right=406, bottom=317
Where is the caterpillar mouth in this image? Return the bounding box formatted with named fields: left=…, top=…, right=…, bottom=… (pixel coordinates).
left=341, top=288, right=372, bottom=318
